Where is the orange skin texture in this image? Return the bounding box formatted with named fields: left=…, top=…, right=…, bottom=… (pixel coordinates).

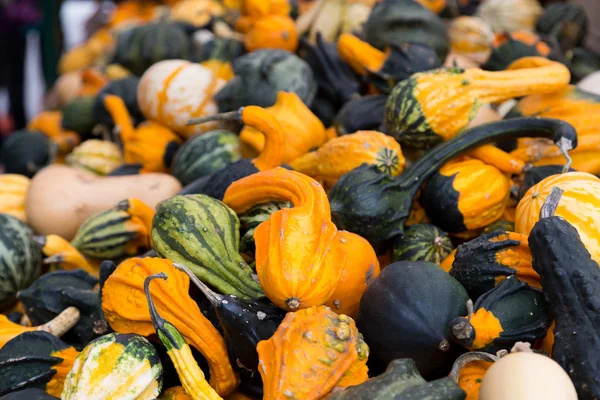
left=413, top=57, right=570, bottom=142
left=439, top=159, right=511, bottom=231
left=27, top=111, right=80, bottom=155
left=244, top=15, right=298, bottom=52
left=223, top=168, right=379, bottom=312
left=101, top=257, right=238, bottom=395
left=490, top=232, right=540, bottom=290
left=337, top=34, right=387, bottom=75
left=457, top=359, right=493, bottom=400
left=46, top=346, right=80, bottom=397
left=516, top=172, right=600, bottom=264
left=257, top=306, right=368, bottom=400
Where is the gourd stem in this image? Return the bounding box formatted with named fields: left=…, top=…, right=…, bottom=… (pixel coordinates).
left=37, top=306, right=80, bottom=337
left=449, top=351, right=499, bottom=384
left=173, top=263, right=224, bottom=306
left=187, top=110, right=243, bottom=126
left=144, top=273, right=169, bottom=333
left=396, top=118, right=577, bottom=195
left=540, top=187, right=564, bottom=219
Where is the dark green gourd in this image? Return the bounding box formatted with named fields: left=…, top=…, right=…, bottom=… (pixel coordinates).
left=517, top=165, right=576, bottom=200
left=61, top=97, right=97, bottom=139
left=111, top=22, right=192, bottom=76
left=333, top=95, right=388, bottom=136
left=171, top=130, right=242, bottom=186
left=175, top=263, right=284, bottom=372
left=93, top=76, right=143, bottom=128
left=0, top=214, right=41, bottom=309
left=0, top=388, right=59, bottom=400
left=364, top=0, right=449, bottom=60
left=529, top=188, right=600, bottom=400
left=0, top=331, right=76, bottom=397
left=329, top=118, right=578, bottom=246
left=391, top=224, right=453, bottom=265
left=327, top=359, right=466, bottom=400
left=0, top=131, right=55, bottom=178
left=17, top=269, right=104, bottom=348
left=357, top=261, right=469, bottom=379
left=536, top=2, right=588, bottom=51
left=151, top=194, right=264, bottom=300
left=450, top=276, right=549, bottom=353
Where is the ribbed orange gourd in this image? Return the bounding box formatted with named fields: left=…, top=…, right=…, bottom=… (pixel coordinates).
left=101, top=257, right=238, bottom=395
left=257, top=306, right=369, bottom=400
left=385, top=57, right=571, bottom=148
left=103, top=94, right=181, bottom=173
left=223, top=168, right=379, bottom=312
left=516, top=172, right=600, bottom=264
left=240, top=91, right=326, bottom=163
left=290, top=130, right=405, bottom=188
left=0, top=174, right=30, bottom=222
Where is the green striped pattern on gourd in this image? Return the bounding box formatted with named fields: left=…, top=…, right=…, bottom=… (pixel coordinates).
left=483, top=219, right=515, bottom=234
left=151, top=195, right=264, bottom=299
left=171, top=130, right=242, bottom=186
left=0, top=214, right=41, bottom=307
left=71, top=208, right=145, bottom=260
left=239, top=201, right=292, bottom=258
left=391, top=223, right=453, bottom=265
left=62, top=333, right=162, bottom=400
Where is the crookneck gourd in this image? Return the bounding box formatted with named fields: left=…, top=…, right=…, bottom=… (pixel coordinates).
left=421, top=159, right=511, bottom=233
left=328, top=117, right=577, bottom=246
left=327, top=358, right=467, bottom=400
left=145, top=273, right=222, bottom=400
left=103, top=94, right=182, bottom=173
left=448, top=231, right=538, bottom=300
left=451, top=276, right=549, bottom=353
left=357, top=261, right=469, bottom=379
left=181, top=105, right=286, bottom=199
left=36, top=235, right=97, bottom=276
left=0, top=331, right=79, bottom=397
left=337, top=33, right=441, bottom=93
left=151, top=194, right=263, bottom=300
left=61, top=333, right=163, bottom=400
left=223, top=167, right=380, bottom=312
left=257, top=306, right=369, bottom=400
left=384, top=57, right=571, bottom=148
left=0, top=174, right=30, bottom=222
left=290, top=130, right=405, bottom=188
left=175, top=263, right=285, bottom=372
left=101, top=257, right=238, bottom=395
left=16, top=269, right=104, bottom=348
left=0, top=307, right=80, bottom=349
left=516, top=172, right=600, bottom=264
left=529, top=187, right=600, bottom=399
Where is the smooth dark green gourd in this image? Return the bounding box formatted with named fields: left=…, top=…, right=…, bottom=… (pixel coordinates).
left=450, top=276, right=549, bottom=352
left=0, top=332, right=74, bottom=397
left=517, top=165, right=576, bottom=200
left=333, top=95, right=388, bottom=136
left=0, top=131, right=55, bottom=178
left=357, top=261, right=469, bottom=379
left=174, top=263, right=284, bottom=372
left=17, top=269, right=104, bottom=349
left=61, top=97, right=97, bottom=139
left=329, top=118, right=578, bottom=246
left=326, top=359, right=466, bottom=400
left=93, top=76, right=143, bottom=128
left=529, top=188, right=600, bottom=400
left=536, top=2, right=588, bottom=51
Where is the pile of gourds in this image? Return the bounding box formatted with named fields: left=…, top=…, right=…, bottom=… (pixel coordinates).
left=1, top=0, right=600, bottom=399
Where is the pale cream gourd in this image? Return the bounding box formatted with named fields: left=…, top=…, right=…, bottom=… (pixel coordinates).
left=137, top=60, right=226, bottom=139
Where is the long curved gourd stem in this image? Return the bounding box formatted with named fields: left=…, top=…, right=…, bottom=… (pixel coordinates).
left=188, top=106, right=286, bottom=171
left=34, top=235, right=98, bottom=276
left=144, top=274, right=223, bottom=400
left=337, top=33, right=387, bottom=75
left=103, top=94, right=136, bottom=144
left=449, top=351, right=499, bottom=384
left=223, top=167, right=330, bottom=217
left=397, top=117, right=577, bottom=193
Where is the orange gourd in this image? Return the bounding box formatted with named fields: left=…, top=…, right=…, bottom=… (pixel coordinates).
left=244, top=15, right=298, bottom=52
left=27, top=111, right=80, bottom=155
left=257, top=306, right=369, bottom=399
left=290, top=130, right=405, bottom=188
left=0, top=174, right=30, bottom=222
left=101, top=257, right=238, bottom=395
left=516, top=172, right=600, bottom=264
left=240, top=92, right=326, bottom=163
left=103, top=94, right=181, bottom=173
left=223, top=168, right=380, bottom=312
